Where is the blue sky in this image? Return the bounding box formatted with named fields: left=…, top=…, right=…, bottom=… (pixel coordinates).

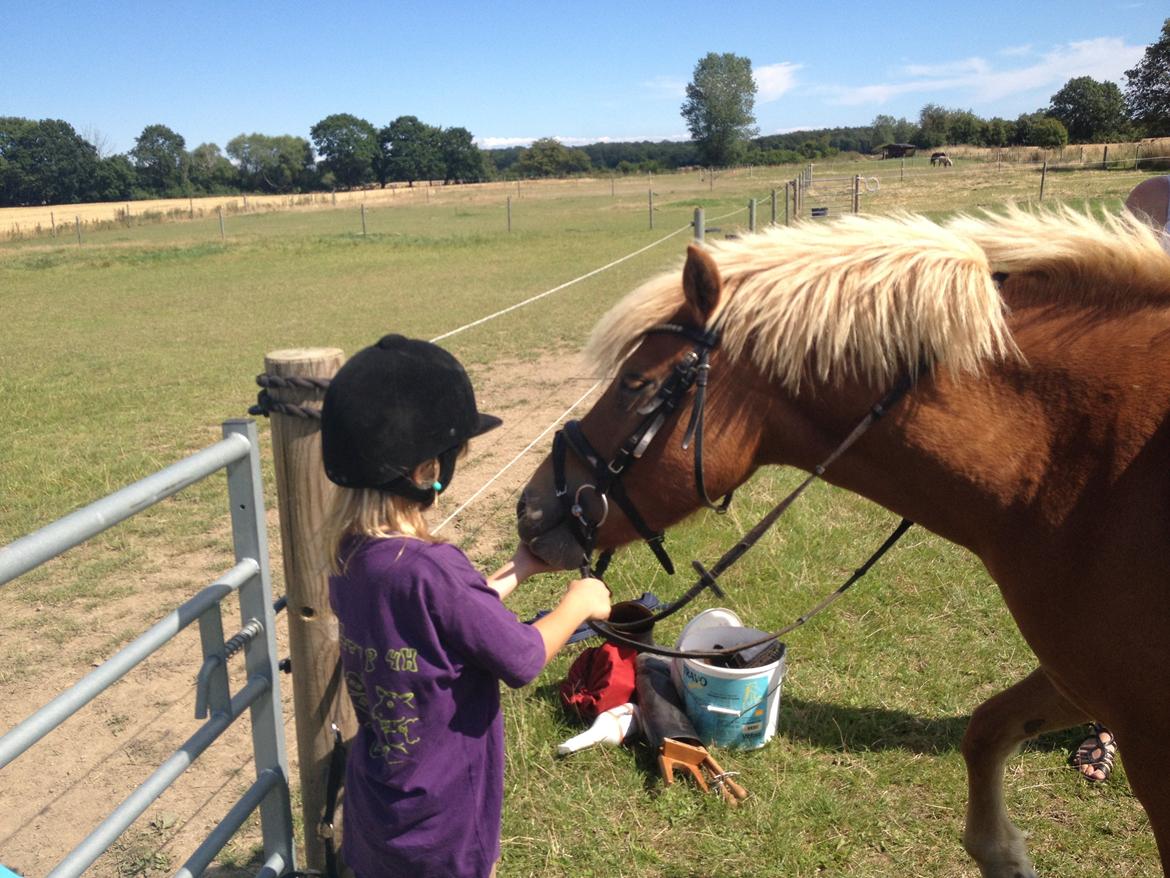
left=1, top=1, right=1163, bottom=155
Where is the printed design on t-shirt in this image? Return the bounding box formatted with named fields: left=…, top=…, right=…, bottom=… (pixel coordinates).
left=369, top=686, right=420, bottom=762
left=338, top=624, right=378, bottom=672
left=344, top=671, right=371, bottom=723
left=384, top=646, right=418, bottom=672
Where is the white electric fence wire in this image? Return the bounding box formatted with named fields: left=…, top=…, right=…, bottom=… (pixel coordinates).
left=433, top=379, right=604, bottom=534
left=428, top=222, right=692, bottom=344
left=709, top=205, right=748, bottom=222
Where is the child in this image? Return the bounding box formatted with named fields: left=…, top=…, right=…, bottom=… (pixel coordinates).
left=320, top=334, right=610, bottom=878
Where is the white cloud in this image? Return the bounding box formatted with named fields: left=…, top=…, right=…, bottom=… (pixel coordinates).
left=970, top=37, right=1143, bottom=101
left=815, top=36, right=1143, bottom=109
left=755, top=62, right=803, bottom=102
left=899, top=57, right=988, bottom=78
left=475, top=133, right=690, bottom=149
left=641, top=75, right=687, bottom=99
left=476, top=136, right=536, bottom=149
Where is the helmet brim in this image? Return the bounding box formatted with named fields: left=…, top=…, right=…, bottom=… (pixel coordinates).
left=471, top=413, right=503, bottom=438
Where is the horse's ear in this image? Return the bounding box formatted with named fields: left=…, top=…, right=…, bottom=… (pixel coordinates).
left=682, top=244, right=722, bottom=323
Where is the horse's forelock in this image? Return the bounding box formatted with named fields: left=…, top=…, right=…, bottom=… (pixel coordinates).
left=585, top=271, right=688, bottom=375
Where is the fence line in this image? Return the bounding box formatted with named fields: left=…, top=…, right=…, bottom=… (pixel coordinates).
left=434, top=379, right=604, bottom=534
left=428, top=221, right=694, bottom=343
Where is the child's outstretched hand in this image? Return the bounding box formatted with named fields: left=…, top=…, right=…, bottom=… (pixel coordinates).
left=511, top=543, right=555, bottom=582
left=486, top=543, right=556, bottom=599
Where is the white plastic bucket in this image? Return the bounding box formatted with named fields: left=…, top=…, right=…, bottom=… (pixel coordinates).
left=674, top=610, right=786, bottom=750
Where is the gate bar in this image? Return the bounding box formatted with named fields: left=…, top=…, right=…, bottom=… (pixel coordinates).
left=0, top=560, right=258, bottom=770
left=0, top=433, right=252, bottom=585
left=46, top=678, right=269, bottom=878
left=174, top=769, right=286, bottom=878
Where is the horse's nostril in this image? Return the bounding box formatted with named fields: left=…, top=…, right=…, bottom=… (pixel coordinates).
left=515, top=496, right=527, bottom=519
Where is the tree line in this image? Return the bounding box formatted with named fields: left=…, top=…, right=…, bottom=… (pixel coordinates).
left=2, top=18, right=1166, bottom=208
left=683, top=18, right=1169, bottom=165
left=0, top=113, right=494, bottom=207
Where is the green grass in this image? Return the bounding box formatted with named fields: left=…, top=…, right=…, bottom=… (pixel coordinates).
left=0, top=162, right=1158, bottom=877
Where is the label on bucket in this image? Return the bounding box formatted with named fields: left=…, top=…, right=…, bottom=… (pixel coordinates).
left=679, top=659, right=778, bottom=749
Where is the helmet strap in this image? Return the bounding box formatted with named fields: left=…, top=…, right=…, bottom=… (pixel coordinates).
left=377, top=447, right=460, bottom=509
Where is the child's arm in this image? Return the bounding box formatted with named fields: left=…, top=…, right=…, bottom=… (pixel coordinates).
left=486, top=544, right=552, bottom=599
left=532, top=578, right=611, bottom=665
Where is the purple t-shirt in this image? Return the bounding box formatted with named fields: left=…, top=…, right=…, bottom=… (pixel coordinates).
left=329, top=536, right=546, bottom=878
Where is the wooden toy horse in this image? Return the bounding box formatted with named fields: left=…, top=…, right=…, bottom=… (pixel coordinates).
left=516, top=209, right=1170, bottom=877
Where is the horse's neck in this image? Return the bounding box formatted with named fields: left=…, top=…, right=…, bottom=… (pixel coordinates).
left=762, top=305, right=1170, bottom=557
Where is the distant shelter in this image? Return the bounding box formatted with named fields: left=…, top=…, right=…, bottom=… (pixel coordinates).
left=880, top=143, right=918, bottom=159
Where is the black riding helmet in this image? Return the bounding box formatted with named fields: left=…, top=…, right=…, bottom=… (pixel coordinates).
left=321, top=334, right=502, bottom=507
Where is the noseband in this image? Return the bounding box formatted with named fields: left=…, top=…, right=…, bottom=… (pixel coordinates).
left=552, top=322, right=732, bottom=578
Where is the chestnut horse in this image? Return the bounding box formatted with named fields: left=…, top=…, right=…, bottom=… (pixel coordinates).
left=517, top=209, right=1170, bottom=877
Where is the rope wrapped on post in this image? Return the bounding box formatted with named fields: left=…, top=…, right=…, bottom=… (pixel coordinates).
left=249, top=373, right=331, bottom=420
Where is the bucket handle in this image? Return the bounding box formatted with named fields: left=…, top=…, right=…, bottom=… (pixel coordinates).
left=732, top=677, right=785, bottom=720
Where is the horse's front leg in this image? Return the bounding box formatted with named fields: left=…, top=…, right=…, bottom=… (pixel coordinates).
left=961, top=667, right=1088, bottom=878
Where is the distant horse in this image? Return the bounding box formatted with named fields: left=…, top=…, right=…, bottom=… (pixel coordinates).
left=932, top=152, right=953, bottom=167
left=517, top=210, right=1170, bottom=877
left=939, top=155, right=954, bottom=167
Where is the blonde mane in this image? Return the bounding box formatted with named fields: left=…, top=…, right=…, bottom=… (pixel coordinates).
left=586, top=207, right=1170, bottom=391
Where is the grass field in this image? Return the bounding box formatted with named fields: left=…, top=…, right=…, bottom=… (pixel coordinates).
left=0, top=161, right=1159, bottom=877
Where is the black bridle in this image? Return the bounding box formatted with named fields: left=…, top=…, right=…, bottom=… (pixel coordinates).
left=551, top=319, right=919, bottom=661
left=552, top=322, right=732, bottom=581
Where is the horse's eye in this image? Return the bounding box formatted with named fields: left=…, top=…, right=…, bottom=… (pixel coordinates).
left=619, top=374, right=657, bottom=410
left=621, top=375, right=652, bottom=393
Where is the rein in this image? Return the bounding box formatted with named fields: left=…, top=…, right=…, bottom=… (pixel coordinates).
left=590, top=372, right=916, bottom=660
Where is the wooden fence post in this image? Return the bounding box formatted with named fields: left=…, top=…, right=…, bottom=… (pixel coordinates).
left=1039, top=160, right=1048, bottom=201
left=693, top=207, right=704, bottom=242
left=648, top=189, right=654, bottom=230
left=75, top=216, right=82, bottom=246
left=506, top=196, right=512, bottom=232
left=360, top=203, right=367, bottom=236
left=852, top=175, right=861, bottom=214
left=748, top=198, right=756, bottom=232
left=770, top=189, right=777, bottom=226
left=218, top=206, right=225, bottom=241
left=263, top=347, right=356, bottom=873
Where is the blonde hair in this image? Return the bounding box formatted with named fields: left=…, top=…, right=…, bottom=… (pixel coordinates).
left=322, top=457, right=445, bottom=575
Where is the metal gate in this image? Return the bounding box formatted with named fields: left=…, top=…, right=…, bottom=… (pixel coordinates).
left=0, top=419, right=295, bottom=878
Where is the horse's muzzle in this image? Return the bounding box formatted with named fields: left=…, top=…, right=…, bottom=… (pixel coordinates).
left=515, top=488, right=588, bottom=571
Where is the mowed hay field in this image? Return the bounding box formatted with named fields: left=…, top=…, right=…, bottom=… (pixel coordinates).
left=0, top=163, right=1159, bottom=878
